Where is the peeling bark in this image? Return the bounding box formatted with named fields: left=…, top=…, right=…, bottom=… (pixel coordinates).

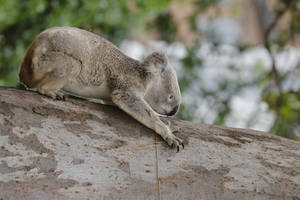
left=0, top=86, right=299, bottom=200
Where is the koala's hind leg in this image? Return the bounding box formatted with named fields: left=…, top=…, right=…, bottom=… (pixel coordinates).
left=37, top=74, right=68, bottom=100
left=111, top=89, right=184, bottom=151
left=35, top=52, right=81, bottom=100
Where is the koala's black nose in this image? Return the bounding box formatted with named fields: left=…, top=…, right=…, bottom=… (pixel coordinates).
left=168, top=105, right=179, bottom=116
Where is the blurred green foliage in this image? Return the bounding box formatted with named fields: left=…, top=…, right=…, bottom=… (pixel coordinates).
left=0, top=0, right=172, bottom=85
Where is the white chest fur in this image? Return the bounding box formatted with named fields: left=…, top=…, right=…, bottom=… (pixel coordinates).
left=62, top=81, right=111, bottom=100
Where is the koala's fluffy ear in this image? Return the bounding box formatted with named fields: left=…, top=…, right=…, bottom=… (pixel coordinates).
left=143, top=52, right=168, bottom=73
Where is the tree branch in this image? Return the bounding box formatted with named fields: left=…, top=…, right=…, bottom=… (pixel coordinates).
left=0, top=87, right=300, bottom=199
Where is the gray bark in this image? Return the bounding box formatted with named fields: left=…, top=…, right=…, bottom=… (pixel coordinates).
left=0, top=86, right=299, bottom=200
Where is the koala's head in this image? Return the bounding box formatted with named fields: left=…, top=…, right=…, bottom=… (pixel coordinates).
left=143, top=52, right=181, bottom=116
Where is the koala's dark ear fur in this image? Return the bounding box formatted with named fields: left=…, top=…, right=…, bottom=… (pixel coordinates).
left=143, top=52, right=168, bottom=68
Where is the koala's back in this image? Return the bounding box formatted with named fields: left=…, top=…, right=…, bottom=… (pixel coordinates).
left=34, top=27, right=123, bottom=62
left=19, top=27, right=135, bottom=98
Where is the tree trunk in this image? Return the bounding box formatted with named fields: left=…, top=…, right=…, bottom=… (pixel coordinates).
left=0, top=86, right=299, bottom=200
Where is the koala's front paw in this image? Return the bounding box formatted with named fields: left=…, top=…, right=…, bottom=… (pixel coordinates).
left=165, top=134, right=184, bottom=153
left=155, top=123, right=184, bottom=152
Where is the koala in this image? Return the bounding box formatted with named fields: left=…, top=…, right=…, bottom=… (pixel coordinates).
left=19, top=27, right=184, bottom=151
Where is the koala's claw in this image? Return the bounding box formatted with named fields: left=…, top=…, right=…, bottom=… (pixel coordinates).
left=176, top=142, right=184, bottom=153
left=38, top=90, right=65, bottom=101
left=55, top=93, right=65, bottom=101
left=48, top=91, right=65, bottom=101
left=167, top=136, right=184, bottom=152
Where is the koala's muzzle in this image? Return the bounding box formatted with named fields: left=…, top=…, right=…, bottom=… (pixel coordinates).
left=168, top=105, right=179, bottom=116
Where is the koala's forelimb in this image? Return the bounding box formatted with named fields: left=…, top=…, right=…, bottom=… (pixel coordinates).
left=111, top=89, right=184, bottom=151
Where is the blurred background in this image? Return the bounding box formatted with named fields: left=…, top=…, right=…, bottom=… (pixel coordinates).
left=0, top=0, right=299, bottom=140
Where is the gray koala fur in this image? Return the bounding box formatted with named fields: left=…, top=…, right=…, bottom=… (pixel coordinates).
left=19, top=27, right=184, bottom=150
